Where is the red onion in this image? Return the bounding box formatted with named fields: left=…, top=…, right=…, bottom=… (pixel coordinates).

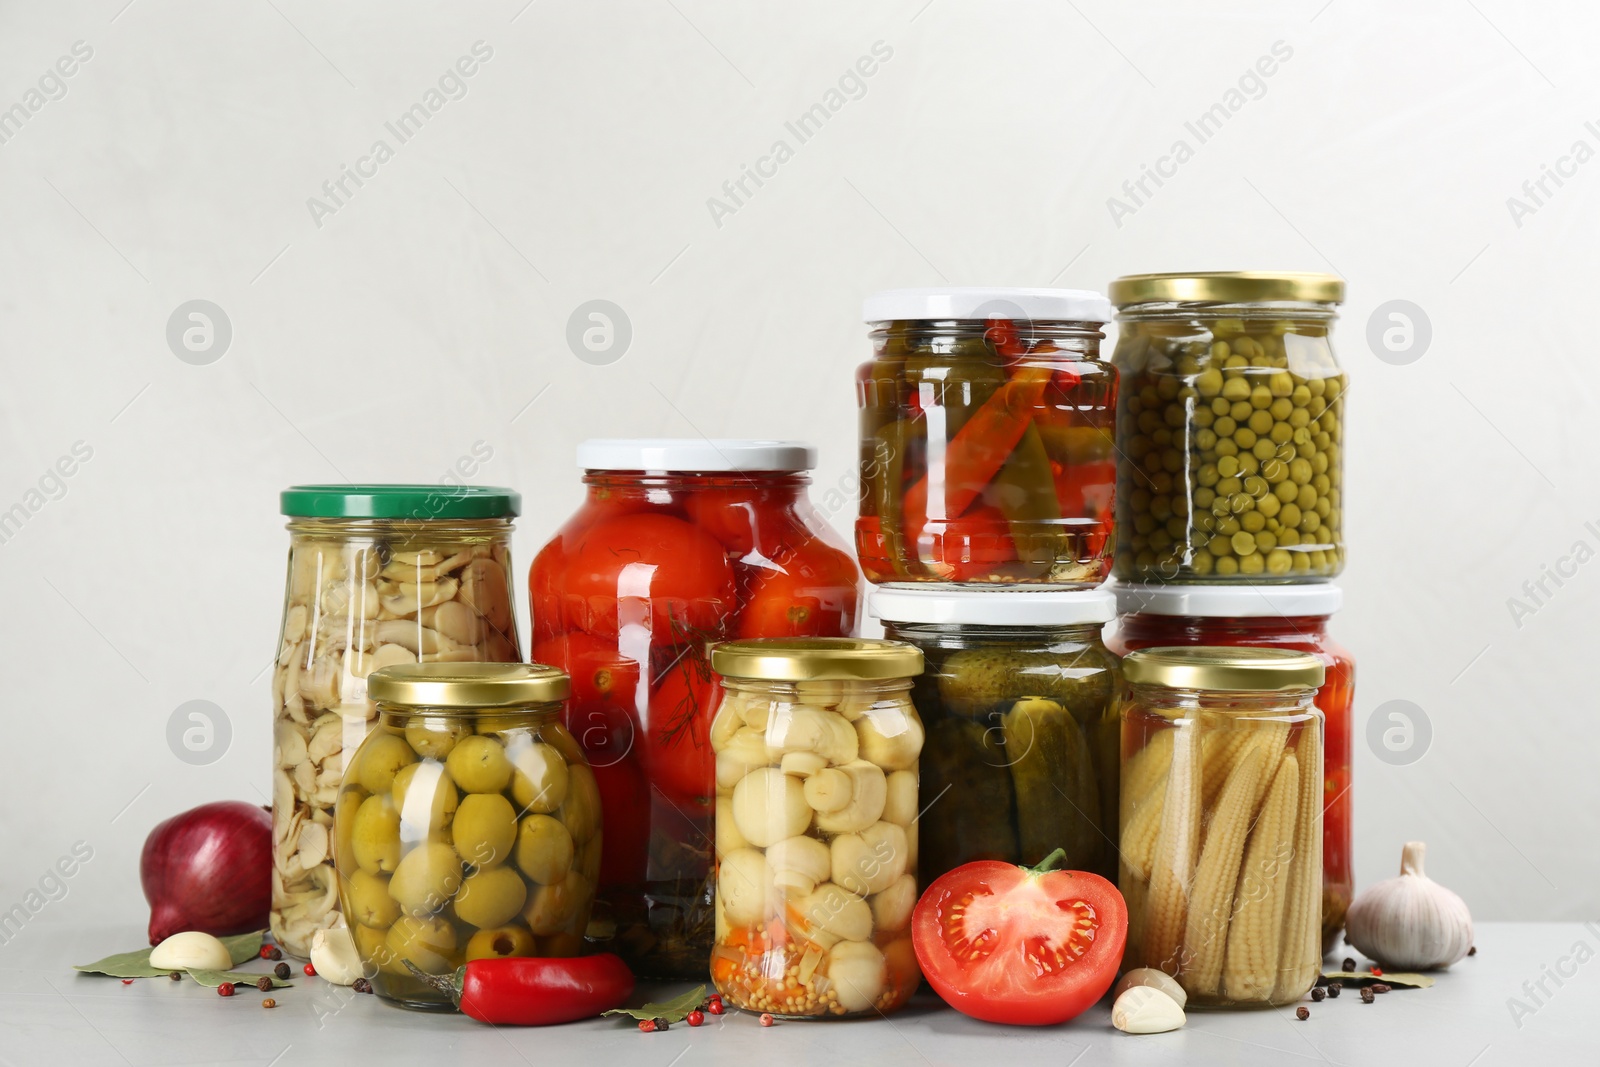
left=141, top=801, right=272, bottom=945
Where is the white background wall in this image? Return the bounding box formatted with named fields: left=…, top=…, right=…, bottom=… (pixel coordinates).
left=1, top=0, right=1594, bottom=947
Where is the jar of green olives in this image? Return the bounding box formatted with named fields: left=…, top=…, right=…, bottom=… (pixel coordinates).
left=1108, top=273, right=1346, bottom=583
left=336, top=663, right=600, bottom=1010
left=870, top=587, right=1121, bottom=885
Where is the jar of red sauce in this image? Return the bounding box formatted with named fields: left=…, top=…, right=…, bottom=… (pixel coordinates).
left=1107, top=582, right=1353, bottom=954
left=527, top=439, right=862, bottom=979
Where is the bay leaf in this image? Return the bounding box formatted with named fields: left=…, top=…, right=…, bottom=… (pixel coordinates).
left=73, top=947, right=167, bottom=979
left=1321, top=970, right=1434, bottom=989
left=603, top=984, right=708, bottom=1023
left=189, top=968, right=293, bottom=989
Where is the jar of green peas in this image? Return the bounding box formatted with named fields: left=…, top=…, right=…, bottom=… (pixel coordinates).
left=1108, top=273, right=1346, bottom=583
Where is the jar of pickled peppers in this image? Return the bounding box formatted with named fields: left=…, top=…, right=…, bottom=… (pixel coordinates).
left=1108, top=581, right=1353, bottom=952
left=1119, top=647, right=1324, bottom=1008
left=1109, top=272, right=1346, bottom=583
left=870, top=586, right=1120, bottom=885
left=709, top=638, right=925, bottom=1018
left=856, top=287, right=1116, bottom=586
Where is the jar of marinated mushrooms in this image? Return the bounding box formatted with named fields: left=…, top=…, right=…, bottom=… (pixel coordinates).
left=337, top=663, right=600, bottom=1010
left=529, top=440, right=861, bottom=980
left=870, top=587, right=1120, bottom=885
left=857, top=287, right=1117, bottom=586
left=1109, top=272, right=1346, bottom=583
left=1108, top=581, right=1353, bottom=953
left=1119, top=647, right=1324, bottom=1008
left=273, top=485, right=522, bottom=958
left=708, top=638, right=924, bottom=1018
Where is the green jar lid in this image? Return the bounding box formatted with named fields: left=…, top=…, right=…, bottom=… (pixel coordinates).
left=280, top=484, right=521, bottom=519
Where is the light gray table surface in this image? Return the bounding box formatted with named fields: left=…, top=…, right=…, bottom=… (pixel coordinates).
left=2, top=921, right=1594, bottom=1066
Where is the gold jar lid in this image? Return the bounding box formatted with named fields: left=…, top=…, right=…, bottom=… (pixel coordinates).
left=368, top=662, right=571, bottom=707
left=1122, top=646, right=1324, bottom=691
left=1109, top=271, right=1345, bottom=306
left=711, top=638, right=924, bottom=682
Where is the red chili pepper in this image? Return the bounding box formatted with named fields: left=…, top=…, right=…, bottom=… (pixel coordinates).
left=1370, top=966, right=1383, bottom=976
left=405, top=955, right=635, bottom=1026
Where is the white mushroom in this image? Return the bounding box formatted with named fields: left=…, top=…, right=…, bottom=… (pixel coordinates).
left=731, top=767, right=811, bottom=846
left=881, top=770, right=918, bottom=827
left=718, top=847, right=771, bottom=926
left=379, top=578, right=459, bottom=616
left=795, top=681, right=844, bottom=707
left=780, top=752, right=827, bottom=778
left=808, top=760, right=887, bottom=834
left=794, top=883, right=873, bottom=948
left=825, top=940, right=887, bottom=1012
left=710, top=698, right=744, bottom=750
left=766, top=835, right=831, bottom=896
left=714, top=798, right=749, bottom=858
left=716, top=728, right=773, bottom=791
left=855, top=704, right=924, bottom=771
left=870, top=874, right=917, bottom=932
left=831, top=821, right=908, bottom=896
left=765, top=705, right=858, bottom=765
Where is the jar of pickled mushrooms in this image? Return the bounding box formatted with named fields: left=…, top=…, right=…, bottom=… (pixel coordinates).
left=709, top=638, right=924, bottom=1018
left=272, top=485, right=522, bottom=957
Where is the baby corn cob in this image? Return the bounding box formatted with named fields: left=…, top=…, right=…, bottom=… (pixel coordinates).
left=1222, top=752, right=1299, bottom=1002
left=1119, top=769, right=1167, bottom=882
left=1140, top=721, right=1202, bottom=976
left=1122, top=728, right=1174, bottom=805
left=1179, top=738, right=1270, bottom=996
left=1272, top=724, right=1325, bottom=1002
left=1202, top=719, right=1288, bottom=812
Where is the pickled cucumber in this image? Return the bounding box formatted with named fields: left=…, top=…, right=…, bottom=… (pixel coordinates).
left=938, top=647, right=1114, bottom=728
left=999, top=697, right=1102, bottom=871
left=917, top=716, right=1018, bottom=881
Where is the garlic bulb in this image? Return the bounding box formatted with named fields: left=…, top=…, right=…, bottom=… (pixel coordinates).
left=1345, top=841, right=1473, bottom=970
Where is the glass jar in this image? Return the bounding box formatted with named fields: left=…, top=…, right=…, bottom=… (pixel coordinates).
left=272, top=485, right=522, bottom=958
left=1108, top=582, right=1353, bottom=953
left=527, top=440, right=861, bottom=979
left=336, top=663, right=599, bottom=1010
left=1119, top=647, right=1325, bottom=1008
left=856, top=287, right=1117, bottom=587
left=870, top=587, right=1120, bottom=885
left=1109, top=273, right=1346, bottom=583
left=708, top=638, right=924, bottom=1018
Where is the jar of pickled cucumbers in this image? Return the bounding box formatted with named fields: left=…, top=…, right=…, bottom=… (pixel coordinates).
left=708, top=638, right=924, bottom=1018
left=869, top=587, right=1120, bottom=884
left=273, top=485, right=522, bottom=958
left=336, top=663, right=600, bottom=1010
left=1119, top=647, right=1324, bottom=1008
left=529, top=439, right=861, bottom=979
left=857, top=287, right=1116, bottom=586
left=1109, top=273, right=1346, bottom=583
left=1108, top=582, right=1353, bottom=953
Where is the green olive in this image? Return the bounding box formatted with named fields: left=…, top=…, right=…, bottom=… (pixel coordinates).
left=558, top=764, right=600, bottom=845
left=351, top=794, right=402, bottom=875
left=392, top=761, right=459, bottom=835
left=446, top=735, right=512, bottom=794
left=343, top=868, right=402, bottom=929
left=453, top=865, right=529, bottom=929
left=405, top=719, right=471, bottom=760
left=356, top=732, right=417, bottom=794
left=465, top=924, right=537, bottom=961
left=508, top=740, right=569, bottom=814
left=383, top=914, right=457, bottom=975
left=452, top=792, right=518, bottom=868
left=515, top=814, right=574, bottom=885
left=388, top=840, right=464, bottom=917
left=334, top=787, right=368, bottom=874
left=353, top=921, right=394, bottom=972
left=523, top=869, right=589, bottom=936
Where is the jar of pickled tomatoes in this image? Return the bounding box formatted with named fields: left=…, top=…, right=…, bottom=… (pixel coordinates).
left=1107, top=582, right=1352, bottom=952
left=856, top=287, right=1117, bottom=586
left=527, top=440, right=862, bottom=979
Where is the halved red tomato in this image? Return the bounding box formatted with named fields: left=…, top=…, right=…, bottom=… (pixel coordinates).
left=563, top=512, right=734, bottom=641
left=912, top=850, right=1127, bottom=1026
left=735, top=537, right=860, bottom=639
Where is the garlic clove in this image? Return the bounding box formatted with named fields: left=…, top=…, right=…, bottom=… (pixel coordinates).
left=1114, top=967, right=1188, bottom=1010
left=309, top=926, right=366, bottom=986
left=1345, top=841, right=1474, bottom=971
left=1111, top=985, right=1186, bottom=1034
left=149, top=931, right=233, bottom=971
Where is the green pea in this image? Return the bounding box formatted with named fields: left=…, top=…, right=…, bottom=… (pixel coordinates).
left=1269, top=371, right=1294, bottom=397
left=1209, top=534, right=1233, bottom=556
left=1221, top=377, right=1251, bottom=401
left=1290, top=458, right=1313, bottom=485
left=1216, top=556, right=1240, bottom=576
left=1241, top=511, right=1266, bottom=533
left=1255, top=530, right=1277, bottom=551
left=1214, top=416, right=1237, bottom=437
left=1275, top=481, right=1299, bottom=503
left=1270, top=397, right=1293, bottom=420
left=1195, top=368, right=1224, bottom=397
left=1212, top=397, right=1231, bottom=416
left=1234, top=427, right=1258, bottom=449
left=1194, top=486, right=1216, bottom=509
left=1253, top=438, right=1277, bottom=461
left=1217, top=476, right=1243, bottom=496
left=1289, top=408, right=1311, bottom=429
left=1230, top=400, right=1253, bottom=421
left=1196, top=428, right=1218, bottom=451
left=1280, top=528, right=1302, bottom=548
left=1280, top=503, right=1302, bottom=528
left=1239, top=552, right=1266, bottom=575
left=1215, top=439, right=1239, bottom=458
left=1250, top=386, right=1273, bottom=410
left=1248, top=410, right=1274, bottom=435
left=1192, top=550, right=1215, bottom=575
left=1231, top=531, right=1258, bottom=556
left=1243, top=475, right=1269, bottom=498
left=1267, top=549, right=1293, bottom=574
left=1297, top=484, right=1317, bottom=509
left=1194, top=407, right=1216, bottom=428
left=1198, top=465, right=1220, bottom=488
left=1270, top=421, right=1294, bottom=445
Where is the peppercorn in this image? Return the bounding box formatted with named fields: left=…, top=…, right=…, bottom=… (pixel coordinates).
left=653, top=1017, right=669, bottom=1031
left=262, top=998, right=276, bottom=1009
left=707, top=999, right=726, bottom=1015
left=1360, top=988, right=1375, bottom=1004
left=303, top=963, right=317, bottom=977
left=686, top=1010, right=705, bottom=1027
left=169, top=972, right=182, bottom=981
left=1468, top=945, right=1477, bottom=956
left=274, top=963, right=291, bottom=980
left=1310, top=987, right=1326, bottom=1002
left=268, top=946, right=283, bottom=961
left=1342, top=957, right=1355, bottom=971
left=256, top=977, right=273, bottom=993
left=638, top=1019, right=656, bottom=1033
left=353, top=978, right=372, bottom=994
left=1295, top=1006, right=1309, bottom=1020
left=1326, top=982, right=1342, bottom=999
left=218, top=982, right=235, bottom=997
left=1372, top=983, right=1392, bottom=995
left=759, top=1013, right=774, bottom=1027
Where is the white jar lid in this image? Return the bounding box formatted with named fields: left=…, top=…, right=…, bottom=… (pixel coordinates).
left=869, top=587, right=1115, bottom=627
left=1110, top=581, right=1343, bottom=618
left=577, top=439, right=817, bottom=472
left=863, top=287, right=1113, bottom=325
